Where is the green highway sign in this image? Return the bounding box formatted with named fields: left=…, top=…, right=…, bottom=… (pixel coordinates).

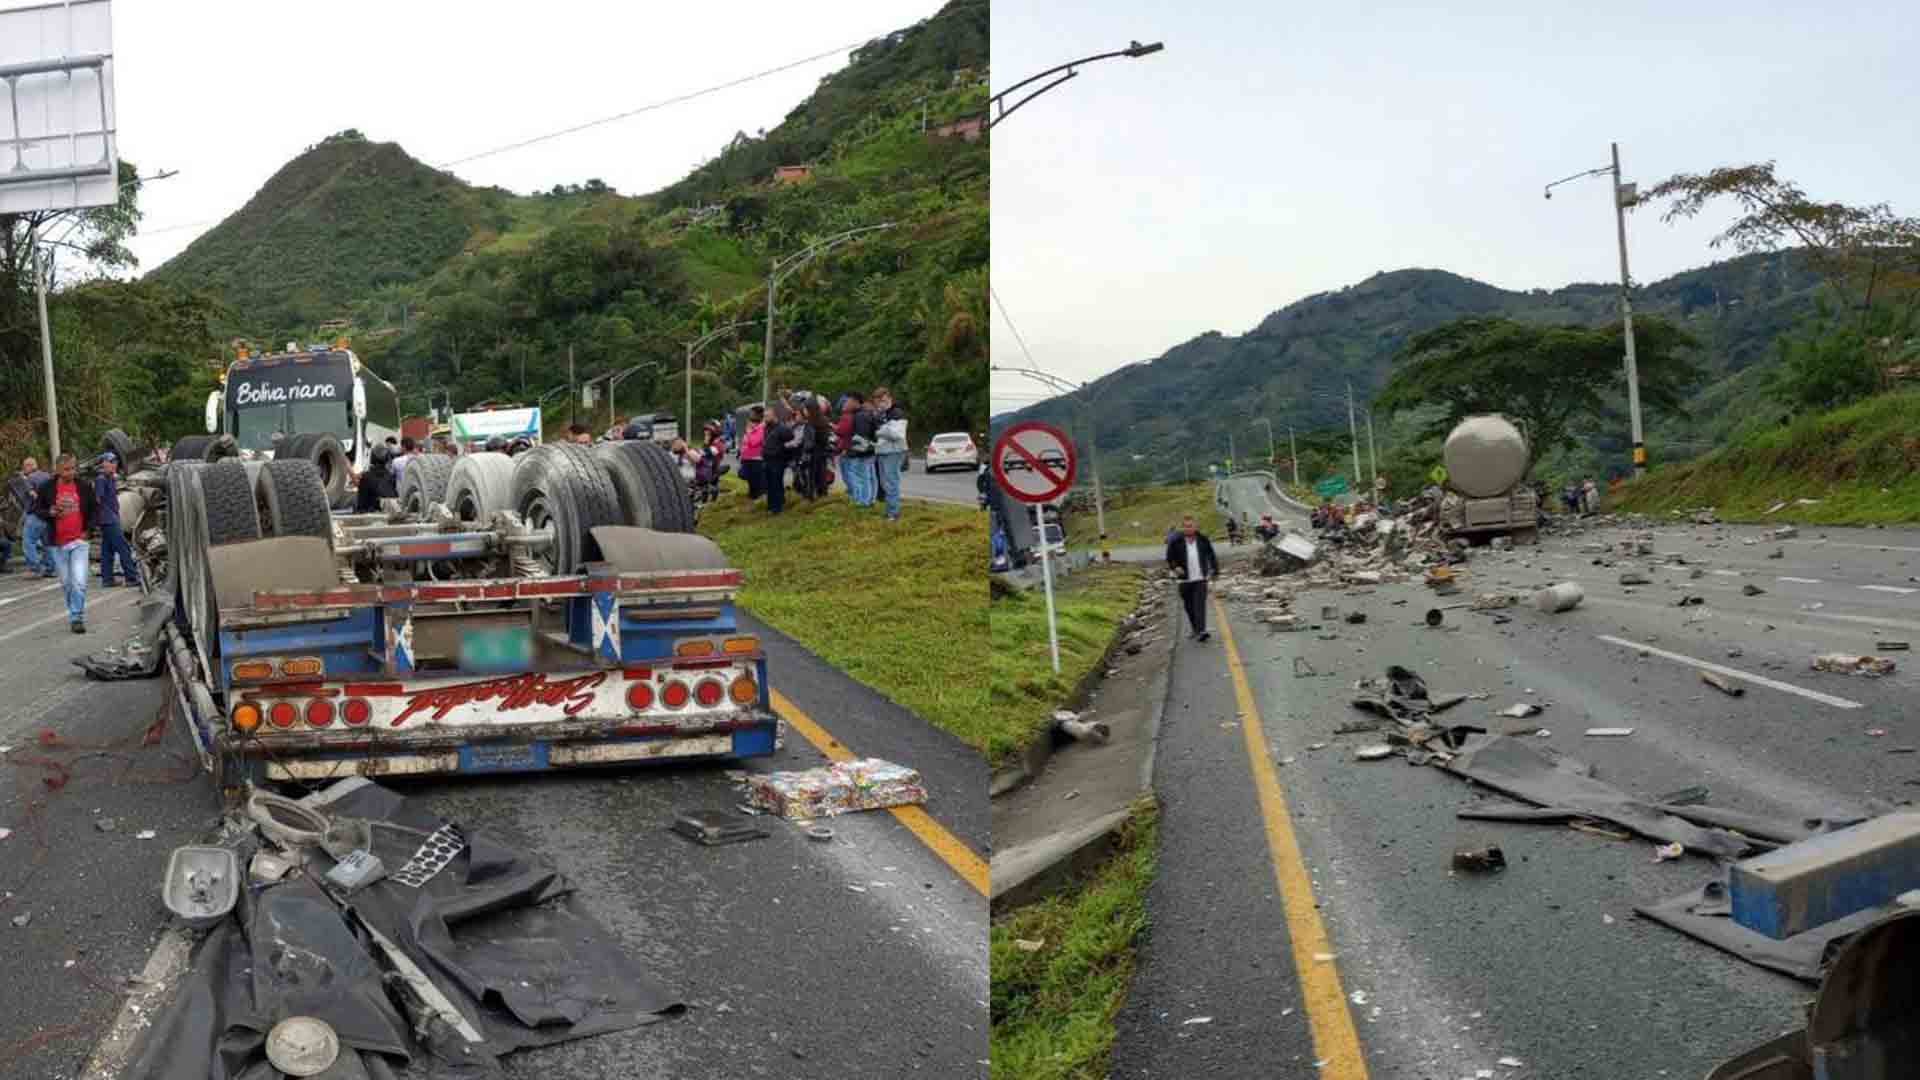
left=1314, top=475, right=1348, bottom=497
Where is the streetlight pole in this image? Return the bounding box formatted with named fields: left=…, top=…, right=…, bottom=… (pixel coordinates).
left=684, top=319, right=758, bottom=439
left=988, top=41, right=1165, bottom=130
left=1255, top=418, right=1275, bottom=466
left=1289, top=426, right=1299, bottom=488
left=1365, top=408, right=1378, bottom=487
left=1546, top=143, right=1646, bottom=477
left=1346, top=381, right=1363, bottom=490
left=762, top=223, right=896, bottom=407
left=35, top=250, right=58, bottom=458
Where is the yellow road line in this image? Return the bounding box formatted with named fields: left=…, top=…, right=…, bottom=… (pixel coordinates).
left=1213, top=597, right=1369, bottom=1078
left=770, top=687, right=989, bottom=896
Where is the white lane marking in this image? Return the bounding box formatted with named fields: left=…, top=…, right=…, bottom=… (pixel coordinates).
left=0, top=580, right=62, bottom=606
left=1777, top=576, right=1822, bottom=584
left=1597, top=635, right=1864, bottom=709
left=1861, top=585, right=1919, bottom=595
left=1784, top=540, right=1920, bottom=554
left=1710, top=569, right=1741, bottom=577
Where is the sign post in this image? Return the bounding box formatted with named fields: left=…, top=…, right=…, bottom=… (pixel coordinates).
left=992, top=421, right=1078, bottom=675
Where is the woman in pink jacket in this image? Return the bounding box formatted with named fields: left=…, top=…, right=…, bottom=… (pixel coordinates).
left=740, top=405, right=767, bottom=500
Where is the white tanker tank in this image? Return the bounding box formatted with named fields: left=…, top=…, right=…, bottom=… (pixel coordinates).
left=1439, top=414, right=1539, bottom=543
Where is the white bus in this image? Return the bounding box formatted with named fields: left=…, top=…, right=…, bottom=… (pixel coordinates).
left=205, top=341, right=400, bottom=465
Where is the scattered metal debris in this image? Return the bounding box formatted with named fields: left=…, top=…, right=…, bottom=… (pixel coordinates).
left=1811, top=653, right=1897, bottom=677
left=1700, top=671, right=1745, bottom=697
left=1452, top=846, right=1507, bottom=874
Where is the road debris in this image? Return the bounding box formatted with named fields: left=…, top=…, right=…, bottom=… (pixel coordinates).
left=1769, top=548, right=1785, bottom=559
left=1675, top=594, right=1706, bottom=607
left=746, top=758, right=927, bottom=818
left=670, top=808, right=769, bottom=847
left=1700, top=671, right=1745, bottom=697
left=1877, top=640, right=1911, bottom=651
left=1354, top=744, right=1394, bottom=761
left=1452, top=846, right=1507, bottom=874
left=1741, top=583, right=1766, bottom=596
left=1585, top=727, right=1635, bottom=737
left=1653, top=842, right=1685, bottom=862
left=1498, top=703, right=1543, bottom=718
left=1811, top=653, right=1897, bottom=677
left=1181, top=1015, right=1214, bottom=1026
left=1013, top=938, right=1046, bottom=952
left=1532, top=582, right=1584, bottom=613
left=1618, top=571, right=1651, bottom=586
left=1772, top=525, right=1799, bottom=539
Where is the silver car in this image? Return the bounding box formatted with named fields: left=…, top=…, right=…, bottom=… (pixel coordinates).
left=925, top=432, right=980, bottom=473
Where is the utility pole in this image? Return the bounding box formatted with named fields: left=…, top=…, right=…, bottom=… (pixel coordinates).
left=1612, top=141, right=1646, bottom=478
left=1289, top=426, right=1299, bottom=488
left=568, top=344, right=575, bottom=430
left=763, top=259, right=776, bottom=407
left=35, top=251, right=59, bottom=459
left=1228, top=431, right=1235, bottom=474
left=1346, top=381, right=1362, bottom=492
left=1085, top=405, right=1106, bottom=540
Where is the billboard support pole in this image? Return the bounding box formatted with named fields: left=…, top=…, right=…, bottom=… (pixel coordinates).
left=36, top=251, right=59, bottom=459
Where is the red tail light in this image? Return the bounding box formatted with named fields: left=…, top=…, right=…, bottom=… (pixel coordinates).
left=661, top=681, right=690, bottom=709
left=342, top=698, right=371, bottom=726
left=306, top=700, right=335, bottom=728
left=694, top=679, right=724, bottom=707
left=268, top=702, right=297, bottom=728
left=626, top=683, right=655, bottom=711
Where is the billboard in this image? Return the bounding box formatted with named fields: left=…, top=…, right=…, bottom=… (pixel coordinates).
left=0, top=0, right=118, bottom=214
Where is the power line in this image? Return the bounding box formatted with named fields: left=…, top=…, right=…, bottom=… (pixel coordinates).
left=135, top=33, right=879, bottom=241
left=434, top=39, right=866, bottom=169
left=989, top=286, right=1040, bottom=369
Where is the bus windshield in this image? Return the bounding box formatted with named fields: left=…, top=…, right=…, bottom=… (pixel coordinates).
left=231, top=401, right=353, bottom=452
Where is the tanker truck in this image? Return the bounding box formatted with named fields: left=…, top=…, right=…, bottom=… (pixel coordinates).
left=1437, top=414, right=1539, bottom=545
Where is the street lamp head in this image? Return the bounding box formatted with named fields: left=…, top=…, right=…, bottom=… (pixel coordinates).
left=1543, top=189, right=1552, bottom=200
left=1123, top=41, right=1165, bottom=58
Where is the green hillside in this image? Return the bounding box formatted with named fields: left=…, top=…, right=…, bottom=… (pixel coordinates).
left=1611, top=388, right=1920, bottom=524
left=998, top=252, right=1826, bottom=483
left=146, top=0, right=988, bottom=437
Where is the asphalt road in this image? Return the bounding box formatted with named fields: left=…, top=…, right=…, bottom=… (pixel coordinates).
left=0, top=574, right=987, bottom=1078
left=1113, top=514, right=1920, bottom=1078
left=901, top=456, right=978, bottom=505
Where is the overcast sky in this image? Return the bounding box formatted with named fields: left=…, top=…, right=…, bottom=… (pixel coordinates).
left=990, top=2, right=1919, bottom=415
left=4, top=0, right=937, bottom=270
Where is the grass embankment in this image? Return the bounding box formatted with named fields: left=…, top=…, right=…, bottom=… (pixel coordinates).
left=1066, top=482, right=1222, bottom=546
left=1612, top=389, right=1920, bottom=524
left=990, top=798, right=1159, bottom=1080
left=698, top=478, right=988, bottom=745
left=984, top=563, right=1143, bottom=764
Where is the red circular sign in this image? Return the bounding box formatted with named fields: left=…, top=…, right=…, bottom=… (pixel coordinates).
left=992, top=421, right=1078, bottom=504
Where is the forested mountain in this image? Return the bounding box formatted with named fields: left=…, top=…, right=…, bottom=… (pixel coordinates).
left=140, top=0, right=986, bottom=440
left=995, top=251, right=1827, bottom=480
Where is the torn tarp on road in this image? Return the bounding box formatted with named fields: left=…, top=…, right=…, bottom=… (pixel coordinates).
left=72, top=578, right=176, bottom=680
left=127, top=779, right=684, bottom=1079
left=1636, top=878, right=1901, bottom=984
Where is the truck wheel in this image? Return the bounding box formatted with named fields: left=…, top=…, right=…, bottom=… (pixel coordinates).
left=511, top=443, right=622, bottom=575
left=256, top=459, right=334, bottom=545
left=445, top=452, right=516, bottom=523
left=201, top=461, right=263, bottom=546
left=166, top=464, right=217, bottom=684
left=101, top=428, right=140, bottom=471
left=277, top=434, right=350, bottom=506
left=169, top=435, right=215, bottom=463
left=594, top=441, right=695, bottom=533
left=398, top=453, right=455, bottom=516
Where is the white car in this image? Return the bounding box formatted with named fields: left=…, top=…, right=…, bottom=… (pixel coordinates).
left=925, top=432, right=979, bottom=473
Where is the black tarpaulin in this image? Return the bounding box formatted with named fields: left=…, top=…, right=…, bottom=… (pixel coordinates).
left=1635, top=879, right=1899, bottom=984
left=124, top=780, right=683, bottom=1078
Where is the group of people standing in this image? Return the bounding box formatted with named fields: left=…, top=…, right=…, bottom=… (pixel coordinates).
left=738, top=387, right=908, bottom=520
left=3, top=451, right=140, bottom=634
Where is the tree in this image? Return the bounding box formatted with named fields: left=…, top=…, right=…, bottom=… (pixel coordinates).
left=1644, top=162, right=1920, bottom=316
left=1374, top=315, right=1702, bottom=457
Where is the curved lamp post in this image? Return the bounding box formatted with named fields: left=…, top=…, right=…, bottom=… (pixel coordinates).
left=988, top=41, right=1165, bottom=131
left=763, top=223, right=896, bottom=406
left=685, top=320, right=759, bottom=437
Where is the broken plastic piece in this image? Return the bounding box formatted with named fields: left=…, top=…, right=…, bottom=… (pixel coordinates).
left=670, top=809, right=769, bottom=847
left=1701, top=671, right=1745, bottom=697
left=1498, top=703, right=1543, bottom=718
left=1585, top=727, right=1635, bottom=737
left=322, top=849, right=386, bottom=892
left=1354, top=744, right=1394, bottom=761
left=1533, top=582, right=1584, bottom=613
left=161, top=845, right=239, bottom=930
left=1452, top=846, right=1507, bottom=873
left=1654, top=842, right=1686, bottom=862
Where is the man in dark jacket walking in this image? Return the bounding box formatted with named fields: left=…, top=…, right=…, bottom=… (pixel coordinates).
left=95, top=453, right=140, bottom=588
left=1164, top=514, right=1219, bottom=641
left=34, top=452, right=98, bottom=632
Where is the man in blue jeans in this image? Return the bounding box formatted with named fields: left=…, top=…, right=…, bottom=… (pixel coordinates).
left=870, top=386, right=908, bottom=522
left=13, top=457, right=53, bottom=577
left=842, top=391, right=877, bottom=507
left=95, top=453, right=140, bottom=588
left=34, top=453, right=97, bottom=633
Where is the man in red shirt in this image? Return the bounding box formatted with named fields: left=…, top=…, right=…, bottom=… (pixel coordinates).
left=33, top=453, right=98, bottom=633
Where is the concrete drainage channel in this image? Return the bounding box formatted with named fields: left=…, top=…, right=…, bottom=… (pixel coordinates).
left=989, top=578, right=1179, bottom=912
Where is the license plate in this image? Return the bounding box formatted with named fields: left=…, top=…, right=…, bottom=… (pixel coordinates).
left=458, top=741, right=547, bottom=772
left=459, top=626, right=534, bottom=672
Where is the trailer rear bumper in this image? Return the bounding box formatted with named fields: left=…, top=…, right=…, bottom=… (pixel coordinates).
left=217, top=711, right=780, bottom=784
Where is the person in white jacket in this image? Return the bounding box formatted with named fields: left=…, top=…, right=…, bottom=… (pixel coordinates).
left=870, top=386, right=909, bottom=522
